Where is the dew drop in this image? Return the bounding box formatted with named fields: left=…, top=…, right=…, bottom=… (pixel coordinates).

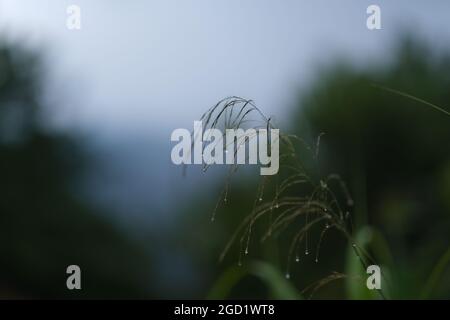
left=285, top=273, right=290, bottom=279
left=295, top=256, right=300, bottom=263
left=223, top=198, right=227, bottom=203
left=259, top=197, right=263, bottom=202
left=275, top=203, right=279, bottom=209
left=245, top=248, right=249, bottom=255
left=315, top=258, right=318, bottom=263
left=305, top=250, right=309, bottom=255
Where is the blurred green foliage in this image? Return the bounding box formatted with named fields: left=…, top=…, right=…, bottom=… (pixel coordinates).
left=208, top=261, right=301, bottom=300
left=176, top=37, right=450, bottom=299
left=295, top=37, right=450, bottom=298
left=2, top=35, right=449, bottom=299
left=0, top=42, right=153, bottom=298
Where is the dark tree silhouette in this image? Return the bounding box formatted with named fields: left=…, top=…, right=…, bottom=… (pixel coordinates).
left=0, top=42, right=154, bottom=298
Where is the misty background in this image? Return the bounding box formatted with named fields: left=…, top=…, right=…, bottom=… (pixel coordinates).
left=1, top=0, right=449, bottom=298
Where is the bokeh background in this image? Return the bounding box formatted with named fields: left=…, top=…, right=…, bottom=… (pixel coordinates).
left=0, top=0, right=449, bottom=299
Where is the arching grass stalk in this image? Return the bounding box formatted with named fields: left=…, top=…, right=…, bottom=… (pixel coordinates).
left=372, top=84, right=450, bottom=117
left=195, top=97, right=386, bottom=299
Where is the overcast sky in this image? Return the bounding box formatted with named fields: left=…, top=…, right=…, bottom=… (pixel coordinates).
left=1, top=0, right=450, bottom=139
left=2, top=2, right=450, bottom=289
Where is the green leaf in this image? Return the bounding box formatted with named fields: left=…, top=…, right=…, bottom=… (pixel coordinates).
left=345, top=226, right=383, bottom=300
left=207, top=260, right=302, bottom=300
left=421, top=246, right=450, bottom=299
